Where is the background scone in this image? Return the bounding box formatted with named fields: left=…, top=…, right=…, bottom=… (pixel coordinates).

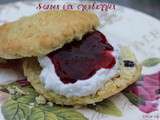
left=0, top=10, right=141, bottom=105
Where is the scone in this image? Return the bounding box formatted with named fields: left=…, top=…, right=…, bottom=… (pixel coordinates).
left=0, top=10, right=141, bottom=105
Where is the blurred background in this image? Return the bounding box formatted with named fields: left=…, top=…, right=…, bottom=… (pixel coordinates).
left=0, top=0, right=160, bottom=19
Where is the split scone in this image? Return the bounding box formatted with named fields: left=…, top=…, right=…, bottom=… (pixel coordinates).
left=0, top=10, right=141, bottom=105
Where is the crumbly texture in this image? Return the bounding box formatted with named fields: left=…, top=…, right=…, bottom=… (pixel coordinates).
left=23, top=47, right=142, bottom=105
left=0, top=10, right=99, bottom=59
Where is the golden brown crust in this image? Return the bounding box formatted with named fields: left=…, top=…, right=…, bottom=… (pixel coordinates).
left=23, top=47, right=142, bottom=105
left=0, top=10, right=99, bottom=59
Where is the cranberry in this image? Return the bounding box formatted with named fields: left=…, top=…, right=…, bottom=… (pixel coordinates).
left=123, top=60, right=135, bottom=67
left=48, top=31, right=116, bottom=84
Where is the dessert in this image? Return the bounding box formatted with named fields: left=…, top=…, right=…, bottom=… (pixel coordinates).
left=0, top=10, right=142, bottom=105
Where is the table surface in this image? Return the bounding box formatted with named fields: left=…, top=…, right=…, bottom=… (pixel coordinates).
left=0, top=0, right=160, bottom=20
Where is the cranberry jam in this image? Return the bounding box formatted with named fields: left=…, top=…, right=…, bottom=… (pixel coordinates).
left=48, top=31, right=116, bottom=84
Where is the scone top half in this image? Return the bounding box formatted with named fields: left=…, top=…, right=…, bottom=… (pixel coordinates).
left=0, top=10, right=99, bottom=59
left=0, top=10, right=141, bottom=105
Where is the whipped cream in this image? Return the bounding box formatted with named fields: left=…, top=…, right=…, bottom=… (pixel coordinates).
left=38, top=48, right=120, bottom=97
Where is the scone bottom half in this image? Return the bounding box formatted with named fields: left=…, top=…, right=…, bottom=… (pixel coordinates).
left=23, top=27, right=142, bottom=105
left=23, top=46, right=142, bottom=105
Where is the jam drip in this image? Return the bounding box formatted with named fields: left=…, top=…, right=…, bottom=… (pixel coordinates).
left=48, top=31, right=116, bottom=84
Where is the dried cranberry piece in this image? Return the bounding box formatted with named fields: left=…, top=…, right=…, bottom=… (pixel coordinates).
left=124, top=60, right=135, bottom=67
left=48, top=31, right=116, bottom=84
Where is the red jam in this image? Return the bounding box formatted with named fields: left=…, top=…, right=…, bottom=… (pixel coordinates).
left=48, top=31, right=116, bottom=84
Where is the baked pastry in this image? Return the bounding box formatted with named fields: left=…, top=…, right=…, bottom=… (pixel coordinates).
left=0, top=11, right=98, bottom=59
left=0, top=10, right=141, bottom=105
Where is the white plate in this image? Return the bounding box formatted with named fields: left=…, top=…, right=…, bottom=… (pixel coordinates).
left=0, top=1, right=160, bottom=120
